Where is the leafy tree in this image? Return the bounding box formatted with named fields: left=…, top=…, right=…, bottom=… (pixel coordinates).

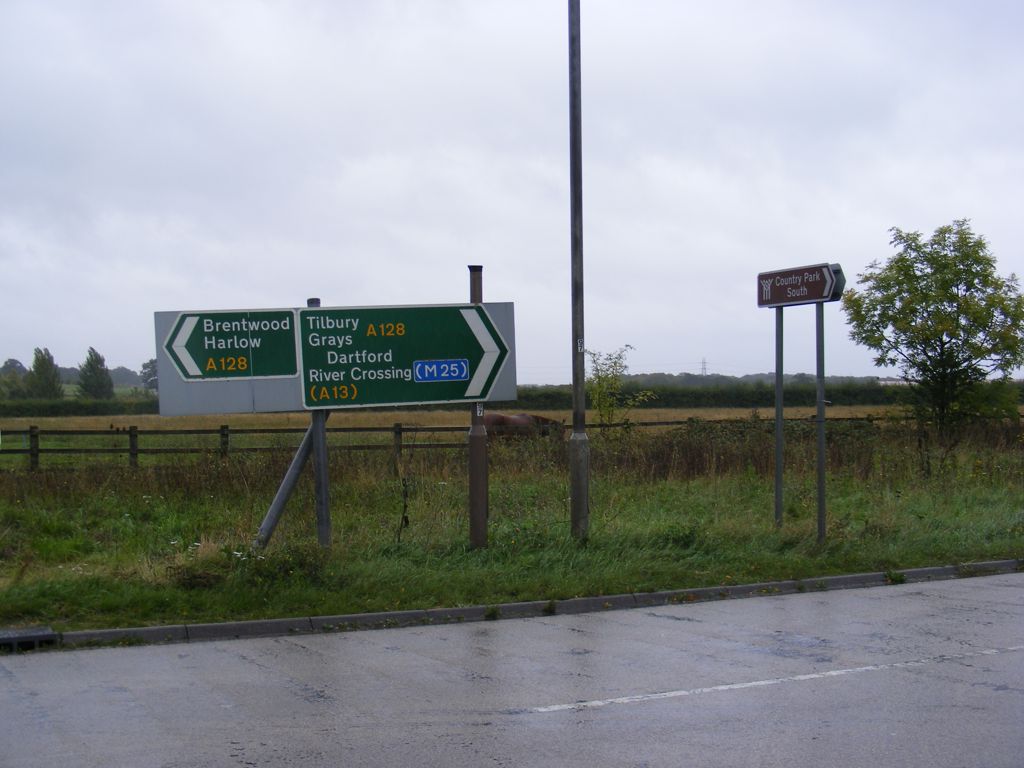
left=1, top=358, right=26, bottom=378
left=842, top=219, right=1024, bottom=439
left=23, top=348, right=66, bottom=399
left=585, top=345, right=655, bottom=427
left=0, top=373, right=24, bottom=399
left=109, top=366, right=143, bottom=387
left=0, top=358, right=27, bottom=399
left=140, top=358, right=158, bottom=390
left=77, top=347, right=115, bottom=400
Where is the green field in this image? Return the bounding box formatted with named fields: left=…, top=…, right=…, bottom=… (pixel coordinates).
left=1, top=410, right=1021, bottom=631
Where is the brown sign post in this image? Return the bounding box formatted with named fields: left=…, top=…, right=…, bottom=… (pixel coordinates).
left=758, top=262, right=845, bottom=543
left=758, top=263, right=845, bottom=308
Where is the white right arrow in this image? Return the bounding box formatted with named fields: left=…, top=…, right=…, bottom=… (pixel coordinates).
left=822, top=266, right=834, bottom=299
left=171, top=315, right=202, bottom=377
left=461, top=308, right=499, bottom=398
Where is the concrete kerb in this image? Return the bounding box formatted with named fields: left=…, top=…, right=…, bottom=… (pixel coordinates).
left=52, top=558, right=1023, bottom=650
left=187, top=616, right=315, bottom=642
left=59, top=624, right=189, bottom=648
left=311, top=609, right=431, bottom=633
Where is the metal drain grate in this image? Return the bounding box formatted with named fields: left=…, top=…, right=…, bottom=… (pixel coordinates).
left=0, top=627, right=59, bottom=653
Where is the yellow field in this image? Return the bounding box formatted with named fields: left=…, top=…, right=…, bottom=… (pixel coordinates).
left=0, top=404, right=906, bottom=433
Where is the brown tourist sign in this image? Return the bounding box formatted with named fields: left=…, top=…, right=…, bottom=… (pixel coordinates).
left=757, top=263, right=845, bottom=308
left=756, top=260, right=846, bottom=542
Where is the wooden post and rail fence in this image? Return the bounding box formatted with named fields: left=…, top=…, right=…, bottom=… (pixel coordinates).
left=0, top=419, right=762, bottom=470
left=0, top=416, right=944, bottom=472
left=0, top=423, right=471, bottom=471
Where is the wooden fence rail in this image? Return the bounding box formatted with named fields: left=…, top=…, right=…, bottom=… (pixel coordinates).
left=0, top=423, right=468, bottom=470
left=0, top=417, right=898, bottom=470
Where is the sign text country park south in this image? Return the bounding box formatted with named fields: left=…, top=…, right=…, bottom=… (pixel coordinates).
left=757, top=263, right=846, bottom=308
left=163, top=305, right=511, bottom=409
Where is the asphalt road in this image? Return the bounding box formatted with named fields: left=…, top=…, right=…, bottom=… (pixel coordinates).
left=2, top=572, right=1022, bottom=768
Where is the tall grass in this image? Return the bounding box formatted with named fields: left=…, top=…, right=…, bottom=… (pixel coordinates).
left=1, top=416, right=1021, bottom=630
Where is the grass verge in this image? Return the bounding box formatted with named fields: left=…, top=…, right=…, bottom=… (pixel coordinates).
left=1, top=418, right=1021, bottom=631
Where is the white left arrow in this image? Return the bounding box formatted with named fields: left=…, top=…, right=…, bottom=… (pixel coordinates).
left=172, top=316, right=202, bottom=377
left=461, top=308, right=500, bottom=397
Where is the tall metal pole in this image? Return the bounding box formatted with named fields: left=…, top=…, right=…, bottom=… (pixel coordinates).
left=568, top=0, right=589, bottom=541
left=774, top=307, right=784, bottom=528
left=468, top=265, right=489, bottom=549
left=309, top=297, right=332, bottom=549
left=815, top=302, right=827, bottom=544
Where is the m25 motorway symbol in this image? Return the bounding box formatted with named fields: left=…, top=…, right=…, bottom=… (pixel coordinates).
left=757, top=263, right=846, bottom=308
left=299, top=305, right=509, bottom=409
left=413, top=359, right=470, bottom=383
left=164, top=310, right=298, bottom=380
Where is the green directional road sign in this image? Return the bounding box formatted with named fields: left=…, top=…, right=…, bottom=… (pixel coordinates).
left=298, top=305, right=510, bottom=409
left=164, top=310, right=298, bottom=380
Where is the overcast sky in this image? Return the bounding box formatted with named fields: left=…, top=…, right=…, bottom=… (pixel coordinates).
left=2, top=0, right=1022, bottom=385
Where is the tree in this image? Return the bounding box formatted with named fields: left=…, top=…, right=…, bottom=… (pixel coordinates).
left=23, top=348, right=65, bottom=399
left=585, top=345, right=655, bottom=427
left=140, top=358, right=158, bottom=390
left=0, top=358, right=27, bottom=399
left=0, top=373, right=24, bottom=399
left=110, top=366, right=143, bottom=387
left=1, top=358, right=26, bottom=378
left=77, top=347, right=115, bottom=400
left=842, top=219, right=1024, bottom=438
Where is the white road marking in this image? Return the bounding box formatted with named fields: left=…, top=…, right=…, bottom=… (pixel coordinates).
left=527, top=644, right=1024, bottom=714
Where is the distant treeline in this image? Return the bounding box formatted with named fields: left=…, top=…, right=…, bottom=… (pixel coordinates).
left=1, top=360, right=144, bottom=387
left=506, top=379, right=902, bottom=410
left=508, top=376, right=1024, bottom=411
left=3, top=376, right=1021, bottom=418
left=0, top=398, right=160, bottom=418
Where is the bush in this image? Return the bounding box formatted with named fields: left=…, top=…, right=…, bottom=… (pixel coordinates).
left=0, top=398, right=160, bottom=417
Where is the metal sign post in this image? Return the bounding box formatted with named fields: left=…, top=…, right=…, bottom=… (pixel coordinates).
left=815, top=303, right=827, bottom=543
left=254, top=298, right=332, bottom=550
left=307, top=298, right=332, bottom=549
left=568, top=0, right=589, bottom=542
left=757, top=263, right=845, bottom=541
left=468, top=266, right=488, bottom=549
left=774, top=307, right=784, bottom=528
